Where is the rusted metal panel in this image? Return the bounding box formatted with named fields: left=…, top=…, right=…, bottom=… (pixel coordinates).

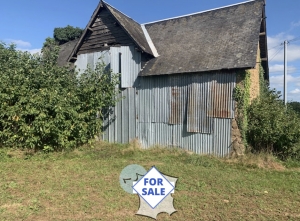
left=208, top=73, right=235, bottom=118
left=187, top=76, right=213, bottom=133
left=168, top=75, right=188, bottom=124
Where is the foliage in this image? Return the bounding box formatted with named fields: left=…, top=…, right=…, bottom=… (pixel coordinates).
left=0, top=42, right=119, bottom=151
left=247, top=88, right=300, bottom=160
left=41, top=37, right=60, bottom=63
left=53, top=25, right=83, bottom=45
left=233, top=70, right=251, bottom=145
left=288, top=101, right=300, bottom=115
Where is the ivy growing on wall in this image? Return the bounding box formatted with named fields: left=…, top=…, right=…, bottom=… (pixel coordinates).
left=233, top=70, right=251, bottom=146
left=259, top=63, right=268, bottom=97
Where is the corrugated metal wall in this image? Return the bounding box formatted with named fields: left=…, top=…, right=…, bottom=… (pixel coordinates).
left=110, top=46, right=141, bottom=88
left=75, top=51, right=111, bottom=74
left=102, top=88, right=136, bottom=143
left=76, top=46, right=236, bottom=157
left=136, top=73, right=235, bottom=156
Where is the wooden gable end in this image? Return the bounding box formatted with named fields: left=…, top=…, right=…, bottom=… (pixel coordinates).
left=78, top=7, right=135, bottom=55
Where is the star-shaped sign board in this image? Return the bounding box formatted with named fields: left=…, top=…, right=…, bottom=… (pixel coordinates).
left=135, top=174, right=177, bottom=219
left=119, top=164, right=177, bottom=220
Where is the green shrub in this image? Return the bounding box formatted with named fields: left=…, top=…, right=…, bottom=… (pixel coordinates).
left=0, top=42, right=119, bottom=151
left=247, top=88, right=300, bottom=160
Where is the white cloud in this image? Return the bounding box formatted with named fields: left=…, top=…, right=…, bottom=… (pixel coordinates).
left=5, top=39, right=31, bottom=48
left=290, top=88, right=300, bottom=94
left=18, top=48, right=41, bottom=55
left=269, top=64, right=297, bottom=74
left=269, top=75, right=300, bottom=102
left=270, top=74, right=300, bottom=96
left=3, top=39, right=41, bottom=54
left=291, top=21, right=300, bottom=28
left=268, top=34, right=300, bottom=62
left=268, top=33, right=294, bottom=48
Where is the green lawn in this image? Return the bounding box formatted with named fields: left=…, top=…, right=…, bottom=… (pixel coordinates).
left=0, top=142, right=299, bottom=221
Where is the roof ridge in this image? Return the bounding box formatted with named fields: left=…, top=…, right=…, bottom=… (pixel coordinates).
left=102, top=1, right=140, bottom=26
left=143, top=0, right=256, bottom=25
left=102, top=0, right=153, bottom=55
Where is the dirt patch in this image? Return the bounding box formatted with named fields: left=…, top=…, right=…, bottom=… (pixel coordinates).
left=1, top=203, right=22, bottom=209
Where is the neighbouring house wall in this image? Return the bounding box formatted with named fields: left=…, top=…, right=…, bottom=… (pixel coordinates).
left=248, top=43, right=261, bottom=102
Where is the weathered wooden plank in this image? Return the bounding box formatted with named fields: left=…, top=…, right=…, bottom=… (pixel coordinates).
left=80, top=37, right=133, bottom=50
left=84, top=30, right=130, bottom=40
left=92, top=24, right=119, bottom=31
left=87, top=27, right=126, bottom=38
left=80, top=37, right=132, bottom=48
left=84, top=32, right=129, bottom=42
left=83, top=36, right=130, bottom=46
left=78, top=43, right=134, bottom=55
left=78, top=47, right=111, bottom=55
left=94, top=23, right=121, bottom=30
left=92, top=21, right=114, bottom=28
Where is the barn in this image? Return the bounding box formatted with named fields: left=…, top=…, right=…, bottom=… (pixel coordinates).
left=58, top=0, right=269, bottom=156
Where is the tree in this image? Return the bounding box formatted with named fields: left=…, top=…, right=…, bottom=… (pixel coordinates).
left=54, top=25, right=83, bottom=45
left=42, top=25, right=83, bottom=54
left=288, top=101, right=300, bottom=115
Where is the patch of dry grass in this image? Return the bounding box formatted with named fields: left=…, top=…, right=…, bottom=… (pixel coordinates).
left=224, top=152, right=286, bottom=170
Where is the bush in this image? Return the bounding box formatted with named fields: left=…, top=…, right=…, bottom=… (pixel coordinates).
left=0, top=42, right=119, bottom=151
left=247, top=88, right=300, bottom=160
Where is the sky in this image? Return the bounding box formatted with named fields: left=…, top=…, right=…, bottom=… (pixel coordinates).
left=0, top=0, right=299, bottom=102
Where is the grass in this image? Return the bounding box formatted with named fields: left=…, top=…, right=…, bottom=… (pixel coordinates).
left=0, top=141, right=300, bottom=221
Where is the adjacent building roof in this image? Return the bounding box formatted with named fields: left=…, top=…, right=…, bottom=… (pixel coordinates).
left=140, top=0, right=265, bottom=76
left=57, top=39, right=79, bottom=66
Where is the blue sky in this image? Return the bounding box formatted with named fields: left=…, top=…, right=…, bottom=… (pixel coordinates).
left=0, top=0, right=299, bottom=102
